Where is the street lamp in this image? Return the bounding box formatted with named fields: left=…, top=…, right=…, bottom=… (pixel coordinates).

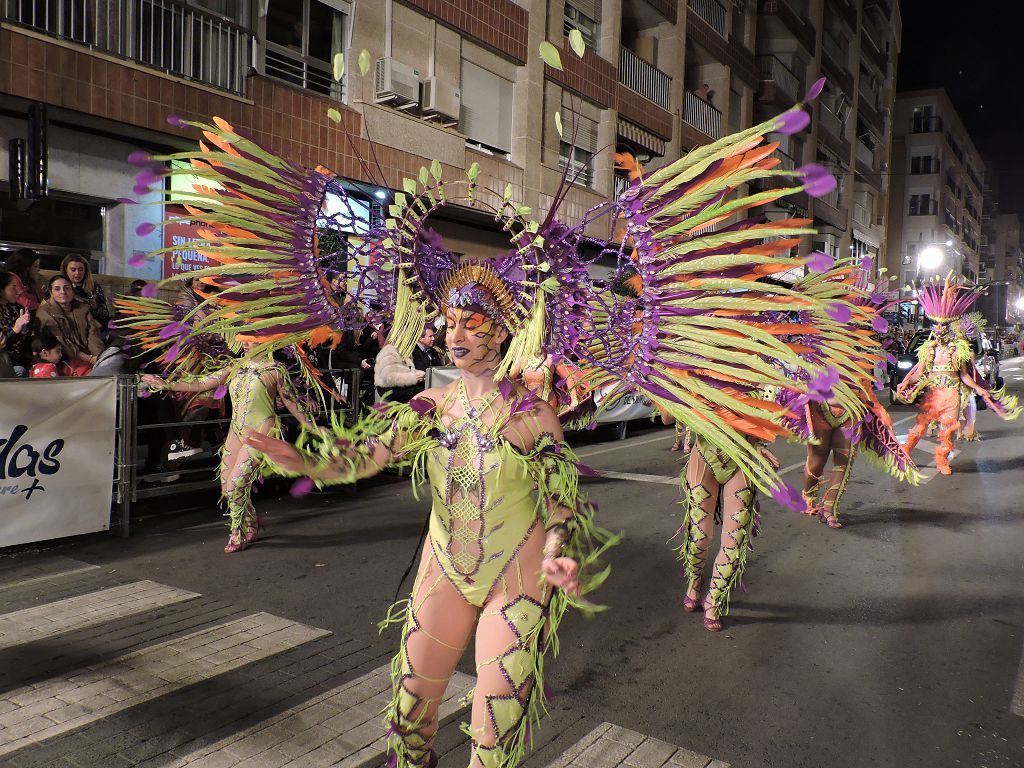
left=918, top=245, right=944, bottom=271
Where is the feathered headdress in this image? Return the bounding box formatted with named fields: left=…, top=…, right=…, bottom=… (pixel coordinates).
left=918, top=272, right=981, bottom=323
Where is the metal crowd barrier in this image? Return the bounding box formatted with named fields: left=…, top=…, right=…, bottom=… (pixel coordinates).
left=112, top=368, right=363, bottom=538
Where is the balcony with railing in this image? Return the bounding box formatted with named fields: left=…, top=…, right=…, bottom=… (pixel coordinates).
left=619, top=47, right=671, bottom=110
left=944, top=209, right=961, bottom=234
left=0, top=0, right=251, bottom=95
left=856, top=140, right=875, bottom=168
left=821, top=33, right=849, bottom=72
left=265, top=43, right=341, bottom=101
left=756, top=54, right=799, bottom=103
left=683, top=90, right=722, bottom=139
left=759, top=0, right=815, bottom=51
left=687, top=0, right=727, bottom=37
left=909, top=199, right=939, bottom=216
left=853, top=200, right=872, bottom=226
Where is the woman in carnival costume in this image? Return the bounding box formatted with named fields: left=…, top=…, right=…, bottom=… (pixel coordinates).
left=794, top=262, right=920, bottom=529
left=124, top=42, right=881, bottom=759
left=955, top=311, right=987, bottom=441
left=897, top=274, right=1021, bottom=474
left=116, top=295, right=315, bottom=552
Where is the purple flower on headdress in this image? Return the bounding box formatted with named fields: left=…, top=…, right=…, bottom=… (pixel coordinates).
left=165, top=341, right=181, bottom=363
left=213, top=384, right=228, bottom=400
left=871, top=316, right=888, bottom=333
left=136, top=222, right=157, bottom=237
left=797, top=163, right=838, bottom=198
left=141, top=283, right=159, bottom=298
left=127, top=252, right=148, bottom=267
left=133, top=183, right=152, bottom=196
left=825, top=302, right=852, bottom=323
left=884, top=352, right=897, bottom=366
left=804, top=77, right=827, bottom=103
left=776, top=108, right=811, bottom=135
left=290, top=478, right=315, bottom=498
left=166, top=114, right=186, bottom=127
left=128, top=151, right=153, bottom=166
left=770, top=482, right=806, bottom=512
left=806, top=250, right=834, bottom=274
left=134, top=169, right=160, bottom=188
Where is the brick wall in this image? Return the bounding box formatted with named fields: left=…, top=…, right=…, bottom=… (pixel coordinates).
left=545, top=40, right=617, bottom=110
left=0, top=27, right=481, bottom=195
left=398, top=0, right=528, bottom=64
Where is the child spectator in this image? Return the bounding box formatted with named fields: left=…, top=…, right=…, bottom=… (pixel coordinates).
left=28, top=332, right=89, bottom=377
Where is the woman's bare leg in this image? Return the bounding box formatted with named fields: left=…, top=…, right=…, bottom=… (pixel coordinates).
left=678, top=449, right=719, bottom=608
left=704, top=470, right=757, bottom=629
left=387, top=541, right=478, bottom=767
left=469, top=525, right=548, bottom=768
left=819, top=424, right=854, bottom=527
left=802, top=406, right=832, bottom=515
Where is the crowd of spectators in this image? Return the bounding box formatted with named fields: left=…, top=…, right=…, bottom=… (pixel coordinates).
left=0, top=248, right=134, bottom=379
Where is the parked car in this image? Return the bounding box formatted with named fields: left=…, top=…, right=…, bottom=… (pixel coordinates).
left=887, top=330, right=930, bottom=405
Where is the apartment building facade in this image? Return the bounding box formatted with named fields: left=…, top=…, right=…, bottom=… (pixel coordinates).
left=886, top=88, right=985, bottom=298
left=0, top=0, right=900, bottom=286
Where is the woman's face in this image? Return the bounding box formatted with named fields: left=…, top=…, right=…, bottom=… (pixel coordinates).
left=41, top=346, right=61, bottom=364
left=445, top=305, right=508, bottom=375
left=66, top=261, right=87, bottom=285
left=30, top=259, right=40, bottom=276
left=50, top=278, right=74, bottom=306
left=1, top=281, right=17, bottom=304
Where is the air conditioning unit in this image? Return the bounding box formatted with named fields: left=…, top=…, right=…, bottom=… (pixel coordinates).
left=421, top=77, right=461, bottom=128
left=374, top=57, right=421, bottom=110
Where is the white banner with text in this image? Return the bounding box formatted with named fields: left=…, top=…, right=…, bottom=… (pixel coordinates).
left=0, top=377, right=116, bottom=547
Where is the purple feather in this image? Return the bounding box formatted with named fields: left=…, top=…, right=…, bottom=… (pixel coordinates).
left=776, top=108, right=810, bottom=134
left=825, top=303, right=852, bottom=323
left=797, top=163, right=837, bottom=198
left=803, top=77, right=826, bottom=103
left=166, top=114, right=186, bottom=127
left=290, top=477, right=314, bottom=498
left=158, top=322, right=185, bottom=340
left=133, top=183, right=152, bottom=196
left=213, top=384, right=228, bottom=400
left=806, top=250, right=834, bottom=274
left=409, top=397, right=434, bottom=416
left=498, top=377, right=514, bottom=401
left=573, top=461, right=600, bottom=477
left=136, top=222, right=157, bottom=237
left=871, top=316, right=888, bottom=333
left=770, top=482, right=806, bottom=512
left=141, top=283, right=159, bottom=298
left=127, top=252, right=148, bottom=267
left=127, top=151, right=153, bottom=166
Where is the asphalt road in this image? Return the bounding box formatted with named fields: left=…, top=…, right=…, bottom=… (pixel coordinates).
left=3, top=360, right=1024, bottom=767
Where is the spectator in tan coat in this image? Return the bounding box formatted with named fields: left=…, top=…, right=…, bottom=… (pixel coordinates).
left=36, top=275, right=104, bottom=372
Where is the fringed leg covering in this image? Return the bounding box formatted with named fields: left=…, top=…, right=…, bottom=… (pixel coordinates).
left=677, top=480, right=711, bottom=596
left=705, top=483, right=758, bottom=617
left=384, top=600, right=449, bottom=768
left=821, top=450, right=854, bottom=522
left=469, top=594, right=547, bottom=768
left=936, top=419, right=958, bottom=475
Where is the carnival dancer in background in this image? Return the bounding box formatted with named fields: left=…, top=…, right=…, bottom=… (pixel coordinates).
left=799, top=263, right=920, bottom=528
left=897, top=274, right=1021, bottom=474
left=141, top=345, right=313, bottom=552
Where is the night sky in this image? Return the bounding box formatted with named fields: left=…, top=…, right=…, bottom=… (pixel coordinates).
left=896, top=2, right=1024, bottom=214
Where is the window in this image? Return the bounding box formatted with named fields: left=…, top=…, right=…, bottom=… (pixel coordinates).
left=564, top=2, right=601, bottom=48
left=189, top=0, right=243, bottom=21
left=265, top=0, right=349, bottom=100
left=909, top=194, right=937, bottom=216
left=461, top=60, right=514, bottom=156
left=910, top=155, right=939, bottom=174
left=558, top=98, right=598, bottom=189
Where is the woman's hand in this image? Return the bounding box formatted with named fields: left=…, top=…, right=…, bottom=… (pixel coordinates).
left=244, top=430, right=311, bottom=475
left=13, top=309, right=30, bottom=333
left=140, top=374, right=164, bottom=389
left=757, top=445, right=781, bottom=469
left=542, top=556, right=580, bottom=596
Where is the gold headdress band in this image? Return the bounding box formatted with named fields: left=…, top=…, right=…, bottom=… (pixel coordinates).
left=440, top=262, right=520, bottom=328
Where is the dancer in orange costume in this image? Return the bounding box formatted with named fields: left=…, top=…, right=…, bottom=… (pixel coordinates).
left=897, top=274, right=1020, bottom=474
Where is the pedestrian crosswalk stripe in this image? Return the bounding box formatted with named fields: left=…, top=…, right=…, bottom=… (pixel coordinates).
left=0, top=581, right=200, bottom=650
left=1012, top=643, right=1024, bottom=717
left=0, top=612, right=331, bottom=757
left=0, top=565, right=99, bottom=593
left=545, top=722, right=729, bottom=768
left=171, top=663, right=474, bottom=766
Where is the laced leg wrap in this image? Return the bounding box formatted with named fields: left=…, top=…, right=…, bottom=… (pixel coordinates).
left=705, top=483, right=757, bottom=617
left=678, top=480, right=712, bottom=594
left=469, top=594, right=546, bottom=768
left=385, top=603, right=445, bottom=768
left=902, top=411, right=930, bottom=454
left=821, top=437, right=855, bottom=521
left=221, top=446, right=260, bottom=533
left=936, top=418, right=958, bottom=474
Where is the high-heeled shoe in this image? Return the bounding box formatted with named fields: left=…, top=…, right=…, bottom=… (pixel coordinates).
left=703, top=598, right=722, bottom=632
left=223, top=528, right=248, bottom=553
left=683, top=581, right=703, bottom=612
left=816, top=508, right=843, bottom=529
left=243, top=515, right=265, bottom=544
